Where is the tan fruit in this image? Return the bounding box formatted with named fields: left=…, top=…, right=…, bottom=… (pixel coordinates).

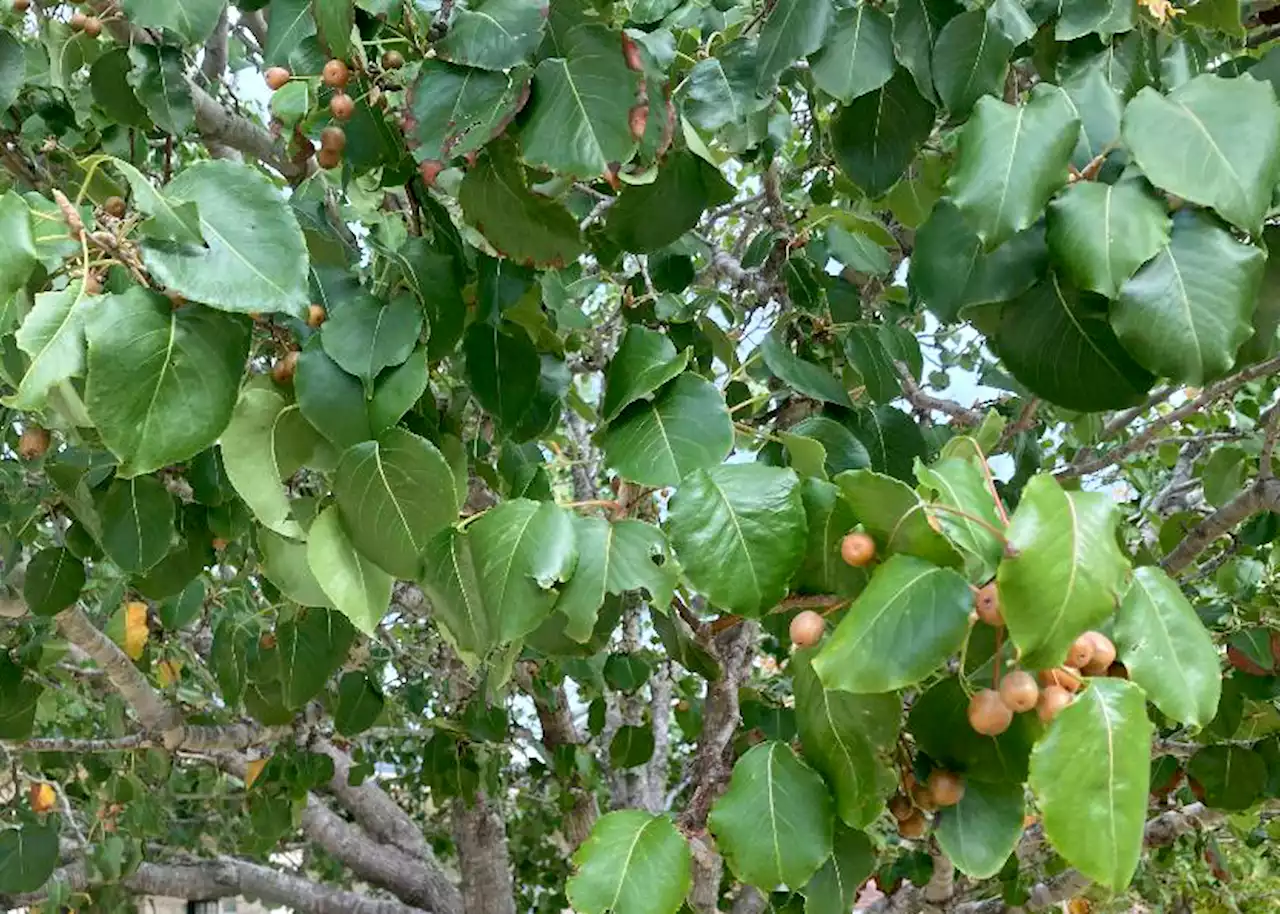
left=897, top=810, right=928, bottom=839
left=1067, top=633, right=1096, bottom=670
left=211, top=537, right=229, bottom=551
left=1037, top=684, right=1072, bottom=723
left=1038, top=666, right=1082, bottom=693
left=974, top=581, right=1003, bottom=627
left=840, top=532, right=876, bottom=567
left=18, top=425, right=50, bottom=460
left=789, top=610, right=825, bottom=648
left=999, top=670, right=1039, bottom=713
left=676, top=699, right=690, bottom=713
left=272, top=350, right=299, bottom=385
left=320, top=125, right=346, bottom=152
left=888, top=794, right=913, bottom=821
left=103, top=195, right=126, bottom=218
left=13, top=0, right=31, bottom=12
left=927, top=770, right=965, bottom=807
left=265, top=66, right=291, bottom=90
left=968, top=688, right=1013, bottom=736
left=83, top=16, right=100, bottom=37
left=306, top=304, right=327, bottom=328
left=322, top=58, right=350, bottom=88
left=70, top=10, right=87, bottom=30
left=910, top=783, right=937, bottom=812
left=330, top=92, right=354, bottom=120
left=317, top=146, right=342, bottom=170
left=1081, top=632, right=1116, bottom=675
left=381, top=50, right=405, bottom=69
left=29, top=783, right=56, bottom=813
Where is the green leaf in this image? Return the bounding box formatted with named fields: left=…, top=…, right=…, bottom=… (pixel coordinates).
left=23, top=547, right=86, bottom=617
left=568, top=811, right=692, bottom=914
left=521, top=20, right=641, bottom=178
left=1187, top=746, right=1267, bottom=810
left=826, top=225, right=892, bottom=276
left=833, top=469, right=962, bottom=568
left=98, top=476, right=175, bottom=573
left=790, top=417, right=871, bottom=477
left=605, top=653, right=653, bottom=691
left=334, top=429, right=459, bottom=579
left=982, top=274, right=1155, bottom=412
left=909, top=677, right=1039, bottom=783
left=1046, top=179, right=1171, bottom=299
left=795, top=478, right=870, bottom=598
left=0, top=823, right=59, bottom=894
left=84, top=289, right=250, bottom=476
left=761, top=328, right=854, bottom=406
left=757, top=0, right=833, bottom=89
left=407, top=60, right=531, bottom=162
left=102, top=156, right=204, bottom=245
left=600, top=373, right=733, bottom=488
left=6, top=280, right=95, bottom=410
left=667, top=464, right=806, bottom=617
left=1114, top=565, right=1221, bottom=729
left=370, top=345, right=429, bottom=436
left=708, top=741, right=834, bottom=890
left=678, top=43, right=769, bottom=132
left=263, top=0, right=315, bottom=67
left=846, top=406, right=929, bottom=482
left=335, top=670, right=384, bottom=736
left=321, top=291, right=422, bottom=385
left=915, top=456, right=1004, bottom=582
left=601, top=325, right=690, bottom=422
left=295, top=336, right=373, bottom=449
left=260, top=528, right=331, bottom=607
left=605, top=151, right=735, bottom=254
left=122, top=0, right=227, bottom=42
left=934, top=779, right=1025, bottom=879
left=812, top=555, right=972, bottom=693
left=418, top=499, right=577, bottom=660
left=1029, top=678, right=1153, bottom=890
left=932, top=9, right=1013, bottom=116
left=843, top=323, right=901, bottom=403
left=1112, top=208, right=1266, bottom=385
left=997, top=474, right=1129, bottom=669
left=140, top=161, right=310, bottom=317
left=219, top=388, right=313, bottom=538
left=1059, top=54, right=1125, bottom=170
left=892, top=0, right=961, bottom=103
left=459, top=141, right=585, bottom=268
left=0, top=29, right=25, bottom=113
left=277, top=607, right=355, bottom=708
left=128, top=45, right=194, bottom=136
left=810, top=5, right=895, bottom=103
left=555, top=516, right=679, bottom=642
left=830, top=69, right=935, bottom=198
left=464, top=322, right=540, bottom=430
left=0, top=190, right=35, bottom=306
left=802, top=824, right=877, bottom=914
left=652, top=610, right=720, bottom=679
left=609, top=724, right=656, bottom=768
left=793, top=649, right=899, bottom=828
left=948, top=85, right=1079, bottom=250
left=1122, top=73, right=1280, bottom=235
left=313, top=0, right=353, bottom=58
left=1239, top=225, right=1280, bottom=365
left=307, top=507, right=393, bottom=636
left=435, top=0, right=546, bottom=71
left=1055, top=0, right=1116, bottom=39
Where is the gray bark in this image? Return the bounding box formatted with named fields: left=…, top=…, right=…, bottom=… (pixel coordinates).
left=452, top=793, right=517, bottom=914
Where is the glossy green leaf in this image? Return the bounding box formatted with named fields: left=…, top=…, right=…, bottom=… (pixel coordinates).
left=84, top=289, right=250, bottom=476
left=892, top=0, right=961, bottom=102
left=263, top=0, right=315, bottom=67
left=0, top=29, right=24, bottom=113
left=813, top=555, right=972, bottom=693
left=0, top=190, right=35, bottom=307
left=833, top=469, right=962, bottom=568
left=1122, top=74, right=1280, bottom=236
left=335, top=670, right=384, bottom=736
left=7, top=280, right=96, bottom=410
left=790, top=417, right=871, bottom=478
left=1046, top=179, right=1171, bottom=299
left=667, top=464, right=806, bottom=617
left=98, top=476, right=175, bottom=573
left=295, top=336, right=373, bottom=450
left=909, top=677, right=1040, bottom=783
left=934, top=779, right=1024, bottom=879
left=795, top=478, right=870, bottom=598
left=1112, top=208, right=1266, bottom=385
left=846, top=406, right=928, bottom=482
left=313, top=0, right=353, bottom=58
left=605, top=151, right=735, bottom=253
left=601, top=373, right=733, bottom=488
left=830, top=69, right=935, bottom=198
left=307, top=506, right=393, bottom=636
left=1187, top=746, right=1266, bottom=810
left=756, top=0, right=833, bottom=90
left=101, top=156, right=204, bottom=246
left=219, top=389, right=315, bottom=538
left=761, top=328, right=854, bottom=406
left=128, top=45, right=194, bottom=136
left=122, top=0, right=227, bottom=42
left=998, top=474, right=1130, bottom=669
left=708, top=741, right=834, bottom=890
left=949, top=85, right=1078, bottom=250
left=435, top=0, right=545, bottom=70
left=793, top=649, right=899, bottom=828
left=0, top=823, right=59, bottom=894
left=407, top=60, right=530, bottom=162
left=609, top=725, right=655, bottom=769
left=826, top=225, right=892, bottom=276
left=1029, top=678, right=1153, bottom=890
left=1059, top=53, right=1125, bottom=169
left=321, top=292, right=422, bottom=385
left=261, top=528, right=331, bottom=607
left=678, top=42, right=769, bottom=132
left=915, top=456, right=1004, bottom=582
left=802, top=824, right=877, bottom=914
left=23, top=547, right=86, bottom=617
left=334, top=429, right=459, bottom=579
left=140, top=161, right=309, bottom=317
left=932, top=9, right=1013, bottom=116
left=811, top=5, right=895, bottom=103
left=568, top=811, right=692, bottom=914
left=463, top=322, right=542, bottom=430
left=556, top=516, right=678, bottom=643
left=843, top=323, right=900, bottom=403
left=1114, top=565, right=1220, bottom=729
left=418, top=499, right=577, bottom=660
left=277, top=607, right=355, bottom=708
left=601, top=325, right=690, bottom=422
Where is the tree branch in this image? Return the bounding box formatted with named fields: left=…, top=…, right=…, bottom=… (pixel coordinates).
left=895, top=361, right=982, bottom=427
left=1161, top=476, right=1280, bottom=574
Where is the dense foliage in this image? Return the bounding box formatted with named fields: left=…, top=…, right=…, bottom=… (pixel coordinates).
left=3, top=0, right=1280, bottom=912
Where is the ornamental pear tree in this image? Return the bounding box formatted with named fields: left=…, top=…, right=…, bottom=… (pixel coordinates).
left=4, top=1, right=1280, bottom=913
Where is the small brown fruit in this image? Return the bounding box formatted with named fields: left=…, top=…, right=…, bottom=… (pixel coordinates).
left=840, top=532, right=876, bottom=567
left=29, top=783, right=56, bottom=813
left=968, top=688, right=1013, bottom=736
left=1037, top=684, right=1072, bottom=723
left=888, top=794, right=913, bottom=821
left=1038, top=666, right=1082, bottom=693
left=211, top=537, right=229, bottom=551
left=317, top=146, right=342, bottom=170
left=974, top=581, right=1003, bottom=627
left=1081, top=632, right=1116, bottom=675
left=265, top=66, right=291, bottom=90
left=330, top=92, right=355, bottom=120
left=13, top=0, right=31, bottom=12
left=676, top=699, right=690, bottom=713
left=910, top=783, right=937, bottom=812
left=103, top=195, right=126, bottom=218
left=897, top=810, right=928, bottom=839
left=1107, top=661, right=1129, bottom=679
left=18, top=425, right=50, bottom=460
left=927, top=770, right=965, bottom=808
left=70, top=10, right=87, bottom=30
left=320, top=125, right=347, bottom=152
left=419, top=158, right=444, bottom=186
left=999, top=670, right=1039, bottom=713
left=789, top=610, right=825, bottom=648
left=382, top=50, right=405, bottom=70
left=306, top=304, right=327, bottom=328
left=83, top=16, right=100, bottom=37
left=272, top=350, right=299, bottom=385
left=322, top=58, right=350, bottom=88
left=1067, top=633, right=1096, bottom=670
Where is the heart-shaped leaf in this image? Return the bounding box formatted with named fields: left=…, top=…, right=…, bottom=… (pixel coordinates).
left=601, top=325, right=690, bottom=422
left=307, top=507, right=393, bottom=636
left=568, top=811, right=692, bottom=914
left=934, top=778, right=1025, bottom=879
left=802, top=824, right=877, bottom=914
left=831, top=69, right=935, bottom=198
left=833, top=470, right=963, bottom=568
left=811, top=5, right=895, bottom=103
left=1046, top=179, right=1171, bottom=299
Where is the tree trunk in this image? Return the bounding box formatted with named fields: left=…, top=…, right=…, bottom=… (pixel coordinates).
left=452, top=792, right=517, bottom=914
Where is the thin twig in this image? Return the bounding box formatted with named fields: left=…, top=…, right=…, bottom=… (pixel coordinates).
left=894, top=361, right=982, bottom=426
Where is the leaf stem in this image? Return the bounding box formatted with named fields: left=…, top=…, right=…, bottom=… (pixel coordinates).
left=926, top=503, right=1009, bottom=543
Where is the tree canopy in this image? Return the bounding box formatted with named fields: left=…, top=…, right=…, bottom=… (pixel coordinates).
left=2, top=0, right=1280, bottom=913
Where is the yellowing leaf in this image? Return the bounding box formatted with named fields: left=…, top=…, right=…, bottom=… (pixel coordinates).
left=156, top=659, right=183, bottom=687
left=1137, top=0, right=1184, bottom=24
left=122, top=601, right=148, bottom=660
left=244, top=757, right=269, bottom=789
left=29, top=783, right=56, bottom=813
